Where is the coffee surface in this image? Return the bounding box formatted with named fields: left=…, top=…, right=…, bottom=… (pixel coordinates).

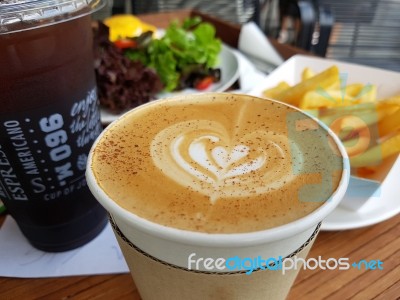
left=92, top=94, right=343, bottom=233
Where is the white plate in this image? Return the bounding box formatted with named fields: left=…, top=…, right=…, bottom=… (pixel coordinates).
left=322, top=199, right=400, bottom=231
left=250, top=54, right=400, bottom=231
left=100, top=44, right=240, bottom=124
left=322, top=160, right=400, bottom=230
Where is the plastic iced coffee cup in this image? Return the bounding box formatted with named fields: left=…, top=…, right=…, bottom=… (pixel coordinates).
left=0, top=0, right=107, bottom=252
left=87, top=93, right=350, bottom=299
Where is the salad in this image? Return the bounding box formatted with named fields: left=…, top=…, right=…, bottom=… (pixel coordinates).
left=110, top=16, right=222, bottom=92
left=92, top=21, right=163, bottom=113
left=93, top=15, right=223, bottom=113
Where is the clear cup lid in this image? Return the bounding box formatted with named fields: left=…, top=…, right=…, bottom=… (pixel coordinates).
left=0, top=0, right=105, bottom=33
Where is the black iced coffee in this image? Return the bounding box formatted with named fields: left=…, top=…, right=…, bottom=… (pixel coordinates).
left=0, top=0, right=107, bottom=251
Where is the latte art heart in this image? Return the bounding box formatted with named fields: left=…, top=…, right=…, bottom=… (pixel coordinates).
left=178, top=136, right=266, bottom=183
left=151, top=120, right=302, bottom=204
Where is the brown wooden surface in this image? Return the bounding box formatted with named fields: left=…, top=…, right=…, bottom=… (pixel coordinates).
left=1, top=10, right=399, bottom=300
left=1, top=213, right=398, bottom=299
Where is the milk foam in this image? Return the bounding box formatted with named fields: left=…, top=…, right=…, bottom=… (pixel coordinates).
left=92, top=94, right=343, bottom=233
left=151, top=120, right=301, bottom=204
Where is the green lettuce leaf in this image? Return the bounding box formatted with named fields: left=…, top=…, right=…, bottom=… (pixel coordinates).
left=125, top=17, right=222, bottom=92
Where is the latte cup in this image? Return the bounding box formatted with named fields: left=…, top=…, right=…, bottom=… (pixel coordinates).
left=86, top=93, right=350, bottom=299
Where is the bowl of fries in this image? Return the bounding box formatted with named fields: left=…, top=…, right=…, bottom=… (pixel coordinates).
left=249, top=55, right=400, bottom=225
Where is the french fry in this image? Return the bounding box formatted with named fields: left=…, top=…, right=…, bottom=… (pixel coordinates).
left=274, top=66, right=339, bottom=106
left=345, top=84, right=364, bottom=97
left=323, top=100, right=399, bottom=140
left=316, top=102, right=377, bottom=116
left=376, top=95, right=400, bottom=113
left=262, top=81, right=290, bottom=99
left=300, top=90, right=357, bottom=109
left=261, top=65, right=400, bottom=174
left=355, top=84, right=377, bottom=103
left=301, top=67, right=315, bottom=81
left=318, top=103, right=382, bottom=131
left=350, top=130, right=400, bottom=167
left=378, top=108, right=400, bottom=137
left=377, top=95, right=400, bottom=106
left=299, top=85, right=377, bottom=110
left=318, top=101, right=393, bottom=124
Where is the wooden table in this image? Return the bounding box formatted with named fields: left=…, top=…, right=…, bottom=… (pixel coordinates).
left=1, top=213, right=398, bottom=299
left=1, top=9, right=399, bottom=300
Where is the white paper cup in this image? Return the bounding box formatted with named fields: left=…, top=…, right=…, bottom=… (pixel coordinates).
left=111, top=216, right=320, bottom=300
left=86, top=93, right=350, bottom=299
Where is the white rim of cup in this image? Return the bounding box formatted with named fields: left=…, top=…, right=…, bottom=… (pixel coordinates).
left=86, top=93, right=350, bottom=248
